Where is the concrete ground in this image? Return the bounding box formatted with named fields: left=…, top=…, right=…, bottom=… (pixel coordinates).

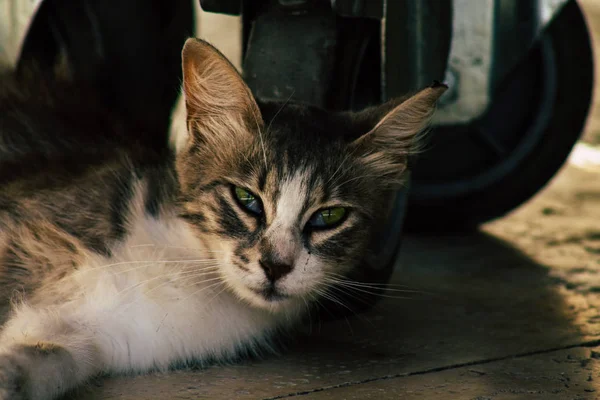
left=73, top=1, right=600, bottom=399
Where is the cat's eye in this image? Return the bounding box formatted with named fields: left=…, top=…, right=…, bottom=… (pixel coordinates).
left=233, top=187, right=263, bottom=215
left=307, top=207, right=347, bottom=229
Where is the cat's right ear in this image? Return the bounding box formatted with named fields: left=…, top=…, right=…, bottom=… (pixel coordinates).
left=347, top=83, right=447, bottom=184
left=179, top=38, right=263, bottom=153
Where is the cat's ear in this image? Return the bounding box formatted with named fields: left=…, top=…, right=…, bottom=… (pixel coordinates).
left=348, top=82, right=447, bottom=183
left=180, top=38, right=263, bottom=152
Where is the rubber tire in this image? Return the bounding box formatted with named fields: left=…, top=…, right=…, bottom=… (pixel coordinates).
left=19, top=0, right=194, bottom=151
left=405, top=1, right=593, bottom=232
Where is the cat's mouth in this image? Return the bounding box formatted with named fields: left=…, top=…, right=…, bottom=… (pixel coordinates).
left=250, top=285, right=289, bottom=302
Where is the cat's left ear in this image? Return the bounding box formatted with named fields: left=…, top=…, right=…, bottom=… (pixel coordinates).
left=180, top=38, right=263, bottom=152
left=348, top=82, right=447, bottom=183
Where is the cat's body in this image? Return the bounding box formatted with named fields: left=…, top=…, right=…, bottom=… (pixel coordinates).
left=2, top=170, right=294, bottom=366
left=0, top=93, right=294, bottom=399
left=0, top=38, right=445, bottom=399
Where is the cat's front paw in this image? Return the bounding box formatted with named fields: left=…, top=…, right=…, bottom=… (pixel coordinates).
left=0, top=353, right=26, bottom=400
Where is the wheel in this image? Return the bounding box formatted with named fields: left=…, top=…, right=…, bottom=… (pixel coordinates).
left=405, top=1, right=594, bottom=232
left=19, top=0, right=194, bottom=150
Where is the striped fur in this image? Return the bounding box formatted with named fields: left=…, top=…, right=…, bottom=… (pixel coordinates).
left=0, top=38, right=445, bottom=399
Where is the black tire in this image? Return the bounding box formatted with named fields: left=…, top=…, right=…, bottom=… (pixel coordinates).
left=19, top=0, right=194, bottom=151
left=405, top=1, right=594, bottom=232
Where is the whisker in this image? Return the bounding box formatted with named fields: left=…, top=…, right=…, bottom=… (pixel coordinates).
left=114, top=263, right=219, bottom=276
left=169, top=270, right=221, bottom=283
left=120, top=277, right=225, bottom=313
left=265, top=91, right=295, bottom=136
left=178, top=280, right=226, bottom=304
left=304, top=292, right=326, bottom=334
left=301, top=296, right=313, bottom=334
left=314, top=287, right=354, bottom=315
left=85, top=259, right=221, bottom=274
left=203, top=284, right=229, bottom=307
left=327, top=284, right=377, bottom=307
left=326, top=152, right=353, bottom=186
left=326, top=284, right=389, bottom=318
left=172, top=266, right=219, bottom=274
left=325, top=280, right=414, bottom=300
left=178, top=276, right=224, bottom=288
left=329, top=137, right=364, bottom=186
left=253, top=101, right=270, bottom=170
left=325, top=272, right=415, bottom=288
left=313, top=288, right=357, bottom=334
left=115, top=275, right=173, bottom=300
left=335, top=174, right=384, bottom=188
left=115, top=268, right=220, bottom=300
left=124, top=281, right=222, bottom=320
left=325, top=278, right=429, bottom=294
left=127, top=244, right=226, bottom=253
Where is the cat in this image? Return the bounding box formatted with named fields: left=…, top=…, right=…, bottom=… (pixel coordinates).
left=0, top=38, right=446, bottom=400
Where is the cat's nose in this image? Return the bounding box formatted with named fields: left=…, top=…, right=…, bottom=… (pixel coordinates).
left=259, top=259, right=293, bottom=282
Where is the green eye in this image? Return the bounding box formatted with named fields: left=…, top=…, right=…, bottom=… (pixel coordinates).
left=308, top=207, right=347, bottom=229
left=234, top=187, right=263, bottom=215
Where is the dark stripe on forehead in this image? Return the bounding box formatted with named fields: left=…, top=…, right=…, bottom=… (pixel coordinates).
left=323, top=158, right=351, bottom=200
left=275, top=153, right=286, bottom=181
left=297, top=167, right=321, bottom=225
left=257, top=167, right=268, bottom=192
left=307, top=168, right=322, bottom=193
left=302, top=172, right=328, bottom=217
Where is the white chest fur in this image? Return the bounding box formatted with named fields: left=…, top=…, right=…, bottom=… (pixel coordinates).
left=65, top=212, right=298, bottom=372
left=0, top=182, right=305, bottom=377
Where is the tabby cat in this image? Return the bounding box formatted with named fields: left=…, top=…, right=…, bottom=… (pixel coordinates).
left=0, top=38, right=446, bottom=399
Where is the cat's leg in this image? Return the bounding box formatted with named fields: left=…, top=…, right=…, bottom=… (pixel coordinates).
left=0, top=304, right=101, bottom=400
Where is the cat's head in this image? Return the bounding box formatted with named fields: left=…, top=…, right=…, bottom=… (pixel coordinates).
left=175, top=38, right=445, bottom=311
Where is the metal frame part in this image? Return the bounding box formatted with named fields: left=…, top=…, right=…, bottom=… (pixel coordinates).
left=1, top=0, right=572, bottom=126
left=434, top=0, right=569, bottom=124
left=381, top=0, right=452, bottom=100
left=0, top=0, right=44, bottom=71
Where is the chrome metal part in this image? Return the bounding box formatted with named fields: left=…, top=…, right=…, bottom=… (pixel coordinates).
left=0, top=0, right=43, bottom=71
left=435, top=0, right=570, bottom=125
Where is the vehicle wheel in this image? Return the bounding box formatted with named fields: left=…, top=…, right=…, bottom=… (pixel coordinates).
left=405, top=1, right=594, bottom=232
left=19, top=0, right=194, bottom=150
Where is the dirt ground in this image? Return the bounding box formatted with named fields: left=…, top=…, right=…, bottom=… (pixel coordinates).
left=73, top=2, right=600, bottom=399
